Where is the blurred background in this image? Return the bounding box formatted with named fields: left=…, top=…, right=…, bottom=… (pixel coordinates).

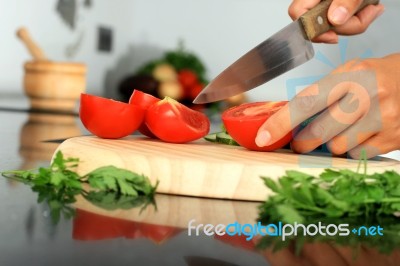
left=1, top=0, right=399, bottom=103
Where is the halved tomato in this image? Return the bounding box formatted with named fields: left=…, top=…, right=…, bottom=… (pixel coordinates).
left=129, top=90, right=160, bottom=138
left=80, top=93, right=145, bottom=139
left=222, top=101, right=292, bottom=151
left=145, top=97, right=210, bottom=143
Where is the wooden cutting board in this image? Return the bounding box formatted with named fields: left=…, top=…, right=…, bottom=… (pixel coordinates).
left=55, top=136, right=400, bottom=201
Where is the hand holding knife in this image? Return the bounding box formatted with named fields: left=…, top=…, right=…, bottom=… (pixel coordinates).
left=194, top=0, right=392, bottom=159
left=193, top=0, right=381, bottom=104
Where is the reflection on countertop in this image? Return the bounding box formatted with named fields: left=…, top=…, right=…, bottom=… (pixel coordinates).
left=19, top=113, right=82, bottom=169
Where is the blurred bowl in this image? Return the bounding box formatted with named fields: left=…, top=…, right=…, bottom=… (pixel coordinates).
left=23, top=61, right=86, bottom=111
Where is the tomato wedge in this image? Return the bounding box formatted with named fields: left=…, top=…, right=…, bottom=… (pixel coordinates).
left=80, top=93, right=145, bottom=139
left=222, top=101, right=292, bottom=151
left=145, top=97, right=210, bottom=143
left=129, top=90, right=160, bottom=138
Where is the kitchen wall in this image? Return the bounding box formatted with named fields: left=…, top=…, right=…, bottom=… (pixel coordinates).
left=0, top=0, right=136, bottom=99
left=1, top=0, right=399, bottom=102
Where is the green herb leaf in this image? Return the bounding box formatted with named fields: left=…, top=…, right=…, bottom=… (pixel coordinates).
left=1, top=151, right=158, bottom=224
left=259, top=167, right=400, bottom=224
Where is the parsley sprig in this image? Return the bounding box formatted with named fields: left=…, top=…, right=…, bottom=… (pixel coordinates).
left=259, top=168, right=400, bottom=224
left=2, top=151, right=158, bottom=223
left=258, top=154, right=400, bottom=255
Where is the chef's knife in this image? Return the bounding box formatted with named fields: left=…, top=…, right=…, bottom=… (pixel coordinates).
left=193, top=0, right=379, bottom=104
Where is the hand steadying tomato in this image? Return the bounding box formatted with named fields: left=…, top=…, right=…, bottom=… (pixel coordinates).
left=129, top=90, right=160, bottom=138
left=145, top=97, right=210, bottom=143
left=222, top=101, right=292, bottom=151
left=80, top=93, right=145, bottom=139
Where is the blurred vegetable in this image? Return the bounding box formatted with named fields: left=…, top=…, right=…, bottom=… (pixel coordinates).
left=158, top=81, right=184, bottom=100
left=152, top=63, right=177, bottom=82
left=119, top=74, right=159, bottom=101
left=137, top=41, right=208, bottom=85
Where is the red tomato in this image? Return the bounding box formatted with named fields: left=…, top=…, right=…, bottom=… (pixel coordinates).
left=222, top=101, right=292, bottom=151
left=145, top=97, right=210, bottom=143
left=80, top=93, right=145, bottom=139
left=129, top=90, right=160, bottom=138
left=178, top=69, right=198, bottom=89
left=188, top=82, right=204, bottom=100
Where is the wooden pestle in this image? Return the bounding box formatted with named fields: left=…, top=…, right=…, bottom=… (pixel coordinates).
left=16, top=27, right=48, bottom=61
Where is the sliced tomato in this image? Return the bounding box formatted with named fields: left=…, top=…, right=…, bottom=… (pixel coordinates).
left=129, top=90, right=160, bottom=138
left=80, top=93, right=145, bottom=139
left=145, top=97, right=210, bottom=143
left=222, top=101, right=292, bottom=151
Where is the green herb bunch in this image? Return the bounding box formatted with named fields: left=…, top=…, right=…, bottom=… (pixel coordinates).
left=259, top=167, right=400, bottom=224
left=258, top=156, right=400, bottom=255
left=2, top=151, right=158, bottom=223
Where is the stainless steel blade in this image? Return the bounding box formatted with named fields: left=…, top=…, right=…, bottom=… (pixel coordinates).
left=193, top=20, right=314, bottom=104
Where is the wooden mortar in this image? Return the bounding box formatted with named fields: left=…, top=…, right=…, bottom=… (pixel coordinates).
left=17, top=27, right=87, bottom=111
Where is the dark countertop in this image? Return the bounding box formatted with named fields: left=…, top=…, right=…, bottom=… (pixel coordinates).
left=0, top=96, right=399, bottom=266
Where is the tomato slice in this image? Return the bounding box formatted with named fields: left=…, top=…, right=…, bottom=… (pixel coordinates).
left=222, top=101, right=292, bottom=151
left=80, top=93, right=145, bottom=139
left=129, top=90, right=160, bottom=138
left=145, top=97, right=210, bottom=143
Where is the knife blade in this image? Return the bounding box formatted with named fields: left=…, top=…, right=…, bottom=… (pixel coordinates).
left=193, top=0, right=379, bottom=104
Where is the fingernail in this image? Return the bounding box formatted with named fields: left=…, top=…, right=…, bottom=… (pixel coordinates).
left=330, top=6, right=349, bottom=25
left=256, top=130, right=271, bottom=147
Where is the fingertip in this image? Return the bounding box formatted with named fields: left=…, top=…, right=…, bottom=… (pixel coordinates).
left=255, top=130, right=271, bottom=147
left=329, top=6, right=350, bottom=25
left=289, top=139, right=308, bottom=154
left=313, top=32, right=338, bottom=44
left=288, top=1, right=307, bottom=20
left=375, top=4, right=385, bottom=18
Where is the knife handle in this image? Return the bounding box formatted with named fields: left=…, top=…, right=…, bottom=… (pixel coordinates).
left=300, top=0, right=380, bottom=40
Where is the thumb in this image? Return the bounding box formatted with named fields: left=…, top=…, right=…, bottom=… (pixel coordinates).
left=328, top=0, right=363, bottom=25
